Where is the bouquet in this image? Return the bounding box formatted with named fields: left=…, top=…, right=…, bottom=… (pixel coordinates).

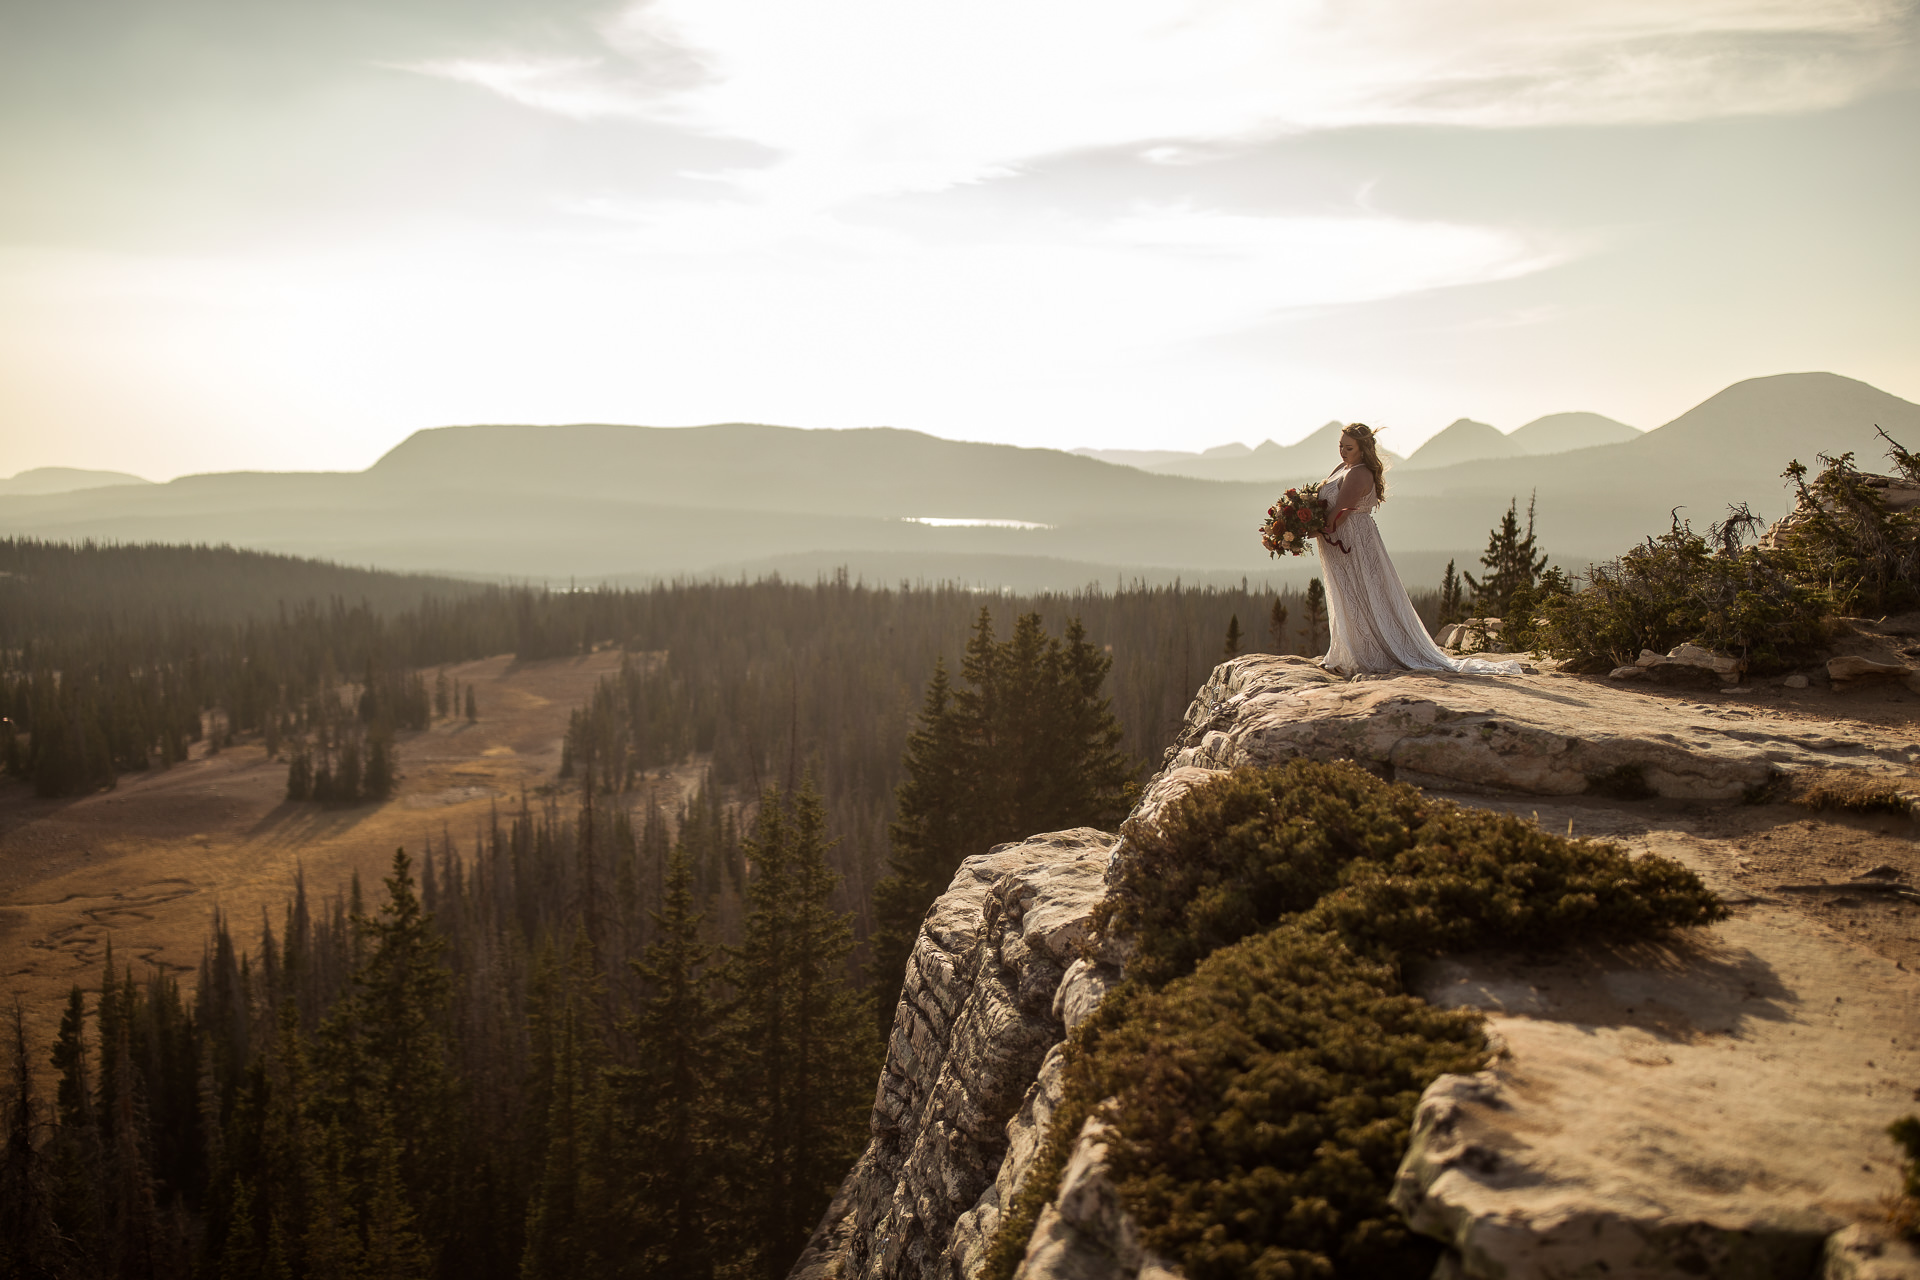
left=1258, top=482, right=1329, bottom=557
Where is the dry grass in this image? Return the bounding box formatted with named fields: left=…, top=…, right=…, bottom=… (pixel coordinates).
left=1784, top=768, right=1919, bottom=816
left=0, top=650, right=706, bottom=1074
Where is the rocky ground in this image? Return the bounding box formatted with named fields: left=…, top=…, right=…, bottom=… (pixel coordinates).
left=803, top=653, right=1920, bottom=1280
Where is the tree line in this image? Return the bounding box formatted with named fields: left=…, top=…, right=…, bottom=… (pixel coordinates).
left=1, top=540, right=1464, bottom=1278
left=1, top=776, right=873, bottom=1279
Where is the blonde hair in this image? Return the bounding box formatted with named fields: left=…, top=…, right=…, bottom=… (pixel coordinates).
left=1342, top=423, right=1388, bottom=503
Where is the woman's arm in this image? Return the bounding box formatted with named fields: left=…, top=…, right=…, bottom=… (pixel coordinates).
left=1325, top=466, right=1374, bottom=536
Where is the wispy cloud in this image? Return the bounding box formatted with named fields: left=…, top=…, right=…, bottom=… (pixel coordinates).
left=405, top=0, right=1915, bottom=206
left=392, top=57, right=662, bottom=121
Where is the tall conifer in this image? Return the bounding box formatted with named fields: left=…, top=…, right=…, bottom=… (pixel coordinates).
left=612, top=842, right=716, bottom=1279
left=1464, top=493, right=1550, bottom=617
left=869, top=610, right=1130, bottom=1024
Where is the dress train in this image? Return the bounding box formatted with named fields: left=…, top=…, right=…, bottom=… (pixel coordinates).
left=1314, top=467, right=1521, bottom=676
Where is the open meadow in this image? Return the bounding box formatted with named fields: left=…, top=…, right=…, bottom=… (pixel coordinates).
left=0, top=647, right=710, bottom=1062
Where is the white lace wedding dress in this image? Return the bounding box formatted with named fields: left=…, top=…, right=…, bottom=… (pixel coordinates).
left=1316, top=465, right=1521, bottom=676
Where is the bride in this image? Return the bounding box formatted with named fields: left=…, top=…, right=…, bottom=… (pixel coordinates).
left=1316, top=423, right=1521, bottom=676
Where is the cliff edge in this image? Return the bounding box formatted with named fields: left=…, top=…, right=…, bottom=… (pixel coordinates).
left=796, top=656, right=1920, bottom=1280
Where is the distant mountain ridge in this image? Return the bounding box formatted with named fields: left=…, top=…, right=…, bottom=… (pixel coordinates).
left=1398, top=412, right=1640, bottom=470
left=0, top=372, right=1910, bottom=588
left=1510, top=412, right=1641, bottom=455
left=1079, top=422, right=1403, bottom=483
left=1083, top=409, right=1636, bottom=481
left=0, top=466, right=153, bottom=496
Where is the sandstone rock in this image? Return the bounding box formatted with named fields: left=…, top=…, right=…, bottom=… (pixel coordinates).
left=1632, top=643, right=1744, bottom=686
left=1759, top=471, right=1920, bottom=552
left=1822, top=1225, right=1920, bottom=1280
left=1444, top=618, right=1508, bottom=655
left=1155, top=654, right=1916, bottom=803
left=1050, top=958, right=1115, bottom=1035
left=948, top=1046, right=1069, bottom=1280
left=1394, top=909, right=1920, bottom=1280
left=1830, top=655, right=1914, bottom=682
left=1008, top=1121, right=1135, bottom=1280
left=807, top=653, right=1920, bottom=1280
left=806, top=827, right=1116, bottom=1280
left=1670, top=642, right=1743, bottom=675
left=1609, top=664, right=1648, bottom=680
left=1785, top=674, right=1811, bottom=689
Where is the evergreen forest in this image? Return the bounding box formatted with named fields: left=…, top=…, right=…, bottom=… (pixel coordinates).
left=0, top=538, right=1446, bottom=1279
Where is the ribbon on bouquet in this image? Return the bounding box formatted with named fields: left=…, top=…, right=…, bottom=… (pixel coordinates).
left=1326, top=508, right=1355, bottom=555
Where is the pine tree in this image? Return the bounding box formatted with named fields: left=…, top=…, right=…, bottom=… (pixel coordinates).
left=1438, top=559, right=1464, bottom=624
left=258, top=1001, right=314, bottom=1280
left=1223, top=614, right=1243, bottom=657
left=51, top=986, right=93, bottom=1131
left=313, top=850, right=452, bottom=1266
left=2, top=1000, right=65, bottom=1276
left=360, top=1115, right=431, bottom=1280
left=720, top=784, right=874, bottom=1276
left=756, top=782, right=871, bottom=1274
left=1463, top=493, right=1550, bottom=618
left=521, top=930, right=611, bottom=1280
left=1268, top=598, right=1290, bottom=654
left=46, top=984, right=106, bottom=1270
left=720, top=789, right=795, bottom=1277
left=1304, top=579, right=1328, bottom=654
left=364, top=728, right=396, bottom=802
left=610, top=842, right=717, bottom=1279
left=334, top=737, right=361, bottom=805
left=869, top=610, right=1130, bottom=1024
left=869, top=660, right=968, bottom=1029
left=102, top=982, right=169, bottom=1280
left=301, top=1123, right=363, bottom=1280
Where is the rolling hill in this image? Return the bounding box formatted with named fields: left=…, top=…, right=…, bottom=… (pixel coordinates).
left=1400, top=412, right=1642, bottom=471
left=1508, top=412, right=1640, bottom=455
left=0, top=372, right=1909, bottom=589
left=0, top=466, right=153, bottom=495
left=1400, top=419, right=1522, bottom=471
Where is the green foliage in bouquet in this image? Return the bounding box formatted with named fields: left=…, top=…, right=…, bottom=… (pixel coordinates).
left=986, top=760, right=1724, bottom=1280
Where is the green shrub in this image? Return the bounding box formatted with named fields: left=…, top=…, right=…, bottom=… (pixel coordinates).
left=1527, top=437, right=1920, bottom=673
left=1083, top=928, right=1484, bottom=1279
left=1098, top=760, right=1725, bottom=987
left=993, top=761, right=1725, bottom=1280
left=1892, top=1114, right=1920, bottom=1239
left=1529, top=515, right=1828, bottom=674
left=1779, top=432, right=1920, bottom=614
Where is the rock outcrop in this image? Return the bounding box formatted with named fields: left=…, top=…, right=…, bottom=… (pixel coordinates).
left=794, top=828, right=1117, bottom=1280
left=1393, top=919, right=1919, bottom=1280
left=1163, top=655, right=1917, bottom=801
left=799, top=655, right=1920, bottom=1280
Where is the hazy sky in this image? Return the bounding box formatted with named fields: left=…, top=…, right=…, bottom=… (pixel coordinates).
left=4, top=0, right=1917, bottom=479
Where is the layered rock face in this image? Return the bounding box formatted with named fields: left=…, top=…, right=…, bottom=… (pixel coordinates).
left=797, top=655, right=1920, bottom=1280
left=791, top=828, right=1118, bottom=1280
